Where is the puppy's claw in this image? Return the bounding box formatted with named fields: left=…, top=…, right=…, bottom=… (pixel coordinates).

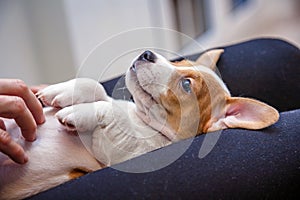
left=57, top=117, right=76, bottom=131
left=51, top=98, right=61, bottom=108
left=38, top=95, right=50, bottom=107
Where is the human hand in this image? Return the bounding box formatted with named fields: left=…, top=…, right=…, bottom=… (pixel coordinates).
left=0, top=79, right=45, bottom=164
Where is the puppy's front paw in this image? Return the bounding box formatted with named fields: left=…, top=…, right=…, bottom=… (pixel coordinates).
left=37, top=81, right=74, bottom=108
left=56, top=103, right=98, bottom=132
left=37, top=78, right=109, bottom=108
left=55, top=106, right=77, bottom=131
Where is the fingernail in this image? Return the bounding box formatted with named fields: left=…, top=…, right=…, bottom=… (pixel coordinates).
left=30, top=135, right=36, bottom=142
left=38, top=114, right=46, bottom=124
left=26, top=133, right=37, bottom=142
left=23, top=154, right=29, bottom=163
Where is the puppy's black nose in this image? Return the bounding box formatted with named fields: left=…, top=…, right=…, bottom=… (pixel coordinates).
left=138, top=50, right=156, bottom=63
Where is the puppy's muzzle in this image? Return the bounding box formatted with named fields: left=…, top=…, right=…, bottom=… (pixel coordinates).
left=131, top=50, right=157, bottom=72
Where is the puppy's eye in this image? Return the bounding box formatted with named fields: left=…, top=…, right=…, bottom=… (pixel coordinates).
left=181, top=78, right=192, bottom=93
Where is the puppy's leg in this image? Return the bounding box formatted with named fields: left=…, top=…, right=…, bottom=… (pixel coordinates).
left=37, top=78, right=111, bottom=108
left=55, top=101, right=113, bottom=132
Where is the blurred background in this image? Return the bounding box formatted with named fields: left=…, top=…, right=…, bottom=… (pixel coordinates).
left=0, top=0, right=299, bottom=85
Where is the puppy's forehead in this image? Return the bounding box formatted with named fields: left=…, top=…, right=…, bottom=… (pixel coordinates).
left=170, top=59, right=202, bottom=77
left=170, top=59, right=230, bottom=94
left=171, top=59, right=196, bottom=67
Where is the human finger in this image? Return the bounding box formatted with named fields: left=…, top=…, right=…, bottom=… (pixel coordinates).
left=0, top=95, right=37, bottom=141
left=0, top=129, right=28, bottom=164
left=0, top=79, right=45, bottom=124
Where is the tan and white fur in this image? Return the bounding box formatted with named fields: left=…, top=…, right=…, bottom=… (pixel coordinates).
left=0, top=50, right=279, bottom=199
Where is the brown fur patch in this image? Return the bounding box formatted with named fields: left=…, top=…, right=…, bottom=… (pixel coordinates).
left=69, top=167, right=90, bottom=179
left=160, top=68, right=213, bottom=139
left=171, top=59, right=196, bottom=67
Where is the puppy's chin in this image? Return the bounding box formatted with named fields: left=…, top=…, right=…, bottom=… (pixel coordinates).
left=125, top=67, right=138, bottom=96
left=125, top=68, right=156, bottom=105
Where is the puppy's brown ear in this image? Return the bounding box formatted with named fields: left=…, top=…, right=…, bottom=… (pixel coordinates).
left=207, top=97, right=279, bottom=132
left=196, top=49, right=224, bottom=70
left=221, top=97, right=279, bottom=130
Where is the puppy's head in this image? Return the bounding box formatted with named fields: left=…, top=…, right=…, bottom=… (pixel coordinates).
left=125, top=50, right=279, bottom=141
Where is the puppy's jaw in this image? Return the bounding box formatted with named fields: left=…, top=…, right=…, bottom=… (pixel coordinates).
left=127, top=52, right=175, bottom=101
left=125, top=52, right=177, bottom=140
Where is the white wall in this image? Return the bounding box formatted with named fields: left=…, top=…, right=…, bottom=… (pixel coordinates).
left=0, top=0, right=76, bottom=85
left=0, top=1, right=41, bottom=85
left=63, top=0, right=180, bottom=81
left=24, top=0, right=76, bottom=84
left=0, top=0, right=179, bottom=84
